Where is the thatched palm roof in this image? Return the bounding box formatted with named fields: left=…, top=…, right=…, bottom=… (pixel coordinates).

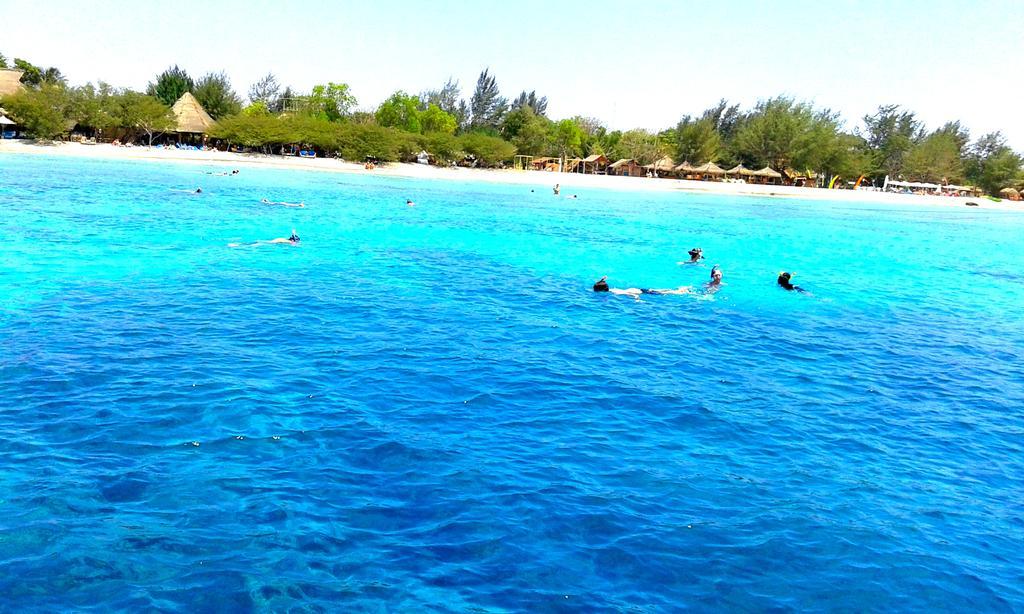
left=692, top=162, right=726, bottom=175
left=727, top=164, right=755, bottom=176
left=0, top=69, right=25, bottom=98
left=609, top=158, right=637, bottom=169
left=583, top=154, right=608, bottom=163
left=999, top=187, right=1020, bottom=196
left=644, top=156, right=676, bottom=172
left=753, top=166, right=782, bottom=178
left=171, top=92, right=216, bottom=133
left=675, top=161, right=695, bottom=172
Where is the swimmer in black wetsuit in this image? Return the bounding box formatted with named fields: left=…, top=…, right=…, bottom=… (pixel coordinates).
left=229, top=229, right=300, bottom=247
left=777, top=271, right=806, bottom=293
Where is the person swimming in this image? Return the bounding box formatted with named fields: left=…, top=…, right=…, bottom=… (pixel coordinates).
left=593, top=276, right=692, bottom=297
left=406, top=199, right=415, bottom=206
left=260, top=198, right=305, bottom=208
left=704, top=265, right=723, bottom=292
left=195, top=188, right=202, bottom=194
left=228, top=229, right=300, bottom=247
left=777, top=271, right=806, bottom=292
left=688, top=247, right=703, bottom=262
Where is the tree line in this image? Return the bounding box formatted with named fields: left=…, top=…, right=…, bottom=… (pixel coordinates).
left=1, top=52, right=1021, bottom=194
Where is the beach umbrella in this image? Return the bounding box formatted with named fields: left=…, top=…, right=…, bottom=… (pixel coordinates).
left=752, top=166, right=782, bottom=178
left=727, top=164, right=755, bottom=177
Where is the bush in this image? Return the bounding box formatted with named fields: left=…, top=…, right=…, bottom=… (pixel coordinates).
left=459, top=132, right=516, bottom=167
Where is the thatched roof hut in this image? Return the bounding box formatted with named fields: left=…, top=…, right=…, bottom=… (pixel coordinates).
left=0, top=69, right=25, bottom=98
left=643, top=156, right=676, bottom=173
left=753, top=166, right=782, bottom=178
left=999, top=187, right=1021, bottom=201
left=171, top=92, right=216, bottom=134
left=675, top=161, right=695, bottom=172
left=691, top=162, right=726, bottom=175
left=727, top=164, right=755, bottom=177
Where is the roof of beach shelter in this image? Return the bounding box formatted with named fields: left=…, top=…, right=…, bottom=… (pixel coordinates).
left=171, top=92, right=216, bottom=133
left=583, top=154, right=608, bottom=163
left=752, top=166, right=782, bottom=178
left=727, top=164, right=755, bottom=176
left=692, top=162, right=726, bottom=175
left=609, top=158, right=637, bottom=168
left=999, top=187, right=1020, bottom=195
left=0, top=115, right=15, bottom=125
left=675, top=161, right=695, bottom=172
left=0, top=69, right=25, bottom=98
left=643, top=156, right=675, bottom=171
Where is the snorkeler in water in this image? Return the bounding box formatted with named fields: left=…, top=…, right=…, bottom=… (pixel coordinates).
left=593, top=276, right=692, bottom=298
left=229, top=229, right=300, bottom=247
left=777, top=271, right=807, bottom=293
left=260, top=198, right=305, bottom=208
left=687, top=247, right=704, bottom=263
left=704, top=265, right=723, bottom=293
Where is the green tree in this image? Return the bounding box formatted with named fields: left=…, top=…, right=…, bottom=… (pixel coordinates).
left=0, top=53, right=7, bottom=69
left=511, top=90, right=548, bottom=116
left=732, top=97, right=817, bottom=169
left=2, top=84, right=72, bottom=139
left=420, top=132, right=464, bottom=163
left=860, top=104, right=923, bottom=178
left=14, top=58, right=43, bottom=86
left=550, top=118, right=583, bottom=160
left=114, top=92, right=175, bottom=145
left=242, top=101, right=271, bottom=117
left=147, top=65, right=194, bottom=106
left=965, top=132, right=1022, bottom=194
left=420, top=78, right=467, bottom=130
left=68, top=82, right=120, bottom=134
left=273, top=86, right=294, bottom=113
left=248, top=73, right=280, bottom=107
left=375, top=91, right=422, bottom=133
left=420, top=104, right=457, bottom=134
left=501, top=105, right=551, bottom=155
left=469, top=68, right=507, bottom=131
left=305, top=82, right=357, bottom=121
left=614, top=129, right=665, bottom=164
left=459, top=132, right=515, bottom=167
left=674, top=116, right=722, bottom=164
left=903, top=130, right=965, bottom=183
left=193, top=71, right=241, bottom=120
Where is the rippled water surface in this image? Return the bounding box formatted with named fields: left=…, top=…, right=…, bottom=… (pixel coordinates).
left=2, top=154, right=1024, bottom=611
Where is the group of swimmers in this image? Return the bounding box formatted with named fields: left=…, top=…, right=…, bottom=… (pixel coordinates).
left=593, top=247, right=806, bottom=298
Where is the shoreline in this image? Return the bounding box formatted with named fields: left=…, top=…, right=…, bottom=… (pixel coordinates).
left=2, top=140, right=1017, bottom=210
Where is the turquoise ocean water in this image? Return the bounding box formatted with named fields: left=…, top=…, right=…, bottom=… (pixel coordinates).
left=1, top=154, right=1023, bottom=611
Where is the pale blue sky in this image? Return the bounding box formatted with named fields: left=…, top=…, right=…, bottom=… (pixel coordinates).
left=2, top=0, right=1022, bottom=147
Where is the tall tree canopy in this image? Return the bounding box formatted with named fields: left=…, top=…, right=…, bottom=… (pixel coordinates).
left=248, top=73, right=280, bottom=108
left=375, top=91, right=422, bottom=133
left=193, top=71, right=241, bottom=119
left=860, top=104, right=923, bottom=178
left=147, top=65, right=194, bottom=106
left=304, top=82, right=357, bottom=121
left=511, top=90, right=548, bottom=116
left=469, top=69, right=507, bottom=131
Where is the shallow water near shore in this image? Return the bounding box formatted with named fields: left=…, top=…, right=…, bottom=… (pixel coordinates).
left=2, top=154, right=1024, bottom=610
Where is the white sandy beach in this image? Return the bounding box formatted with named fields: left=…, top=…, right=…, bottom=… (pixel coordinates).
left=2, top=140, right=1017, bottom=210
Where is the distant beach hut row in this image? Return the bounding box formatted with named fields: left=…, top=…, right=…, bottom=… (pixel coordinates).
left=0, top=69, right=25, bottom=138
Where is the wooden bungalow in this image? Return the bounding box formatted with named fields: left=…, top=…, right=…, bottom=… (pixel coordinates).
left=171, top=92, right=216, bottom=136
left=564, top=157, right=584, bottom=173
left=609, top=158, right=644, bottom=177
left=752, top=166, right=783, bottom=185
left=582, top=153, right=609, bottom=174
left=530, top=156, right=559, bottom=172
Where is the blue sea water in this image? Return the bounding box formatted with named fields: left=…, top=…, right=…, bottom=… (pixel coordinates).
left=1, top=153, right=1023, bottom=612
